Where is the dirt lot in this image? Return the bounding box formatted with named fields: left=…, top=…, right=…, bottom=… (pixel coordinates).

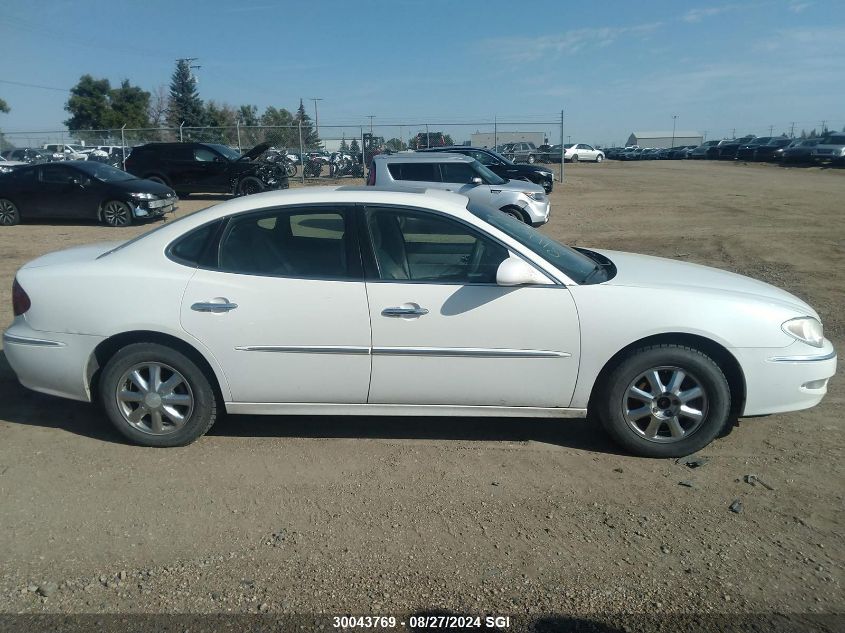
left=0, top=161, right=842, bottom=628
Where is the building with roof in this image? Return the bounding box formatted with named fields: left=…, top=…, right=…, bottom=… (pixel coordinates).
left=626, top=131, right=703, bottom=149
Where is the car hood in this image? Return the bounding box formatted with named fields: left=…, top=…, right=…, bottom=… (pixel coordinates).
left=494, top=178, right=545, bottom=194
left=593, top=249, right=815, bottom=315
left=241, top=142, right=271, bottom=161
left=509, top=163, right=553, bottom=174
left=110, top=178, right=176, bottom=196
left=22, top=241, right=127, bottom=269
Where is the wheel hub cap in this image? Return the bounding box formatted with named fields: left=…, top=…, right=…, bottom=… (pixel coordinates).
left=622, top=366, right=708, bottom=443
left=116, top=362, right=194, bottom=436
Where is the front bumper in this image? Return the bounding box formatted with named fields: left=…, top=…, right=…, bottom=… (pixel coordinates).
left=521, top=197, right=551, bottom=227
left=132, top=196, right=178, bottom=219
left=3, top=318, right=104, bottom=402
left=733, top=341, right=837, bottom=416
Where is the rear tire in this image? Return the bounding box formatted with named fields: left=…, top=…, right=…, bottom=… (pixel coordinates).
left=237, top=176, right=264, bottom=196
left=0, top=198, right=20, bottom=226
left=100, top=343, right=217, bottom=447
left=102, top=200, right=133, bottom=227
left=527, top=154, right=536, bottom=164
left=145, top=175, right=169, bottom=186
left=592, top=344, right=731, bottom=458
left=571, top=154, right=579, bottom=163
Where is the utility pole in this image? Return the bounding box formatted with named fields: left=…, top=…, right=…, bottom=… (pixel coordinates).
left=732, top=128, right=736, bottom=139
left=703, top=130, right=708, bottom=141
left=671, top=114, right=678, bottom=148
left=559, top=109, right=565, bottom=184
left=821, top=120, right=827, bottom=134
left=176, top=58, right=200, bottom=84
left=309, top=98, right=323, bottom=140
left=789, top=122, right=796, bottom=138
left=367, top=115, right=375, bottom=134
left=768, top=125, right=774, bottom=136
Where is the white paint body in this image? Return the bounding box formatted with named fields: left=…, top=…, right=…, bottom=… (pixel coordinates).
left=2, top=187, right=836, bottom=423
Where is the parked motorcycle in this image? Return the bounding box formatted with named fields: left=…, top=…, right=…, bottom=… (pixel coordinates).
left=330, top=152, right=364, bottom=178
left=303, top=155, right=323, bottom=178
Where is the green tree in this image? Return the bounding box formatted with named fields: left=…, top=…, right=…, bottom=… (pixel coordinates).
left=105, top=79, right=151, bottom=129
left=0, top=97, right=9, bottom=114
left=260, top=106, right=296, bottom=147
left=64, top=74, right=111, bottom=130
left=167, top=59, right=205, bottom=129
left=384, top=137, right=407, bottom=152
left=339, top=137, right=349, bottom=151
left=295, top=99, right=320, bottom=148
left=443, top=134, right=454, bottom=146
left=349, top=138, right=360, bottom=157
left=238, top=104, right=259, bottom=127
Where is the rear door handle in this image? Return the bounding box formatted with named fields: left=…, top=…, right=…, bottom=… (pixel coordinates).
left=191, top=301, right=238, bottom=313
left=382, top=305, right=429, bottom=318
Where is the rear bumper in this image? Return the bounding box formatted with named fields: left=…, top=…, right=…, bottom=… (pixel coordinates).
left=734, top=342, right=837, bottom=416
left=3, top=319, right=103, bottom=402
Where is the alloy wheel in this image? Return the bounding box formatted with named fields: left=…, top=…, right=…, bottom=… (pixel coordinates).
left=115, top=362, right=194, bottom=435
left=103, top=201, right=131, bottom=226
left=0, top=199, right=19, bottom=225
left=622, top=365, right=708, bottom=443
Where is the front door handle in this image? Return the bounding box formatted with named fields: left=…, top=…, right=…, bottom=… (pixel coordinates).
left=382, top=305, right=429, bottom=318
left=191, top=300, right=238, bottom=313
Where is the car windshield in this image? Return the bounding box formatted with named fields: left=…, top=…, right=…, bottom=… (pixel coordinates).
left=206, top=144, right=242, bottom=161
left=74, top=161, right=136, bottom=182
left=470, top=160, right=506, bottom=185
left=468, top=203, right=600, bottom=284
left=564, top=144, right=574, bottom=149
left=823, top=136, right=845, bottom=145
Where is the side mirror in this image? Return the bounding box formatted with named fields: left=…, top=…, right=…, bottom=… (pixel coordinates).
left=470, top=176, right=483, bottom=185
left=496, top=256, right=552, bottom=286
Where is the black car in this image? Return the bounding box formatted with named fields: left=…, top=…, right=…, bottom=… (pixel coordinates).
left=124, top=142, right=288, bottom=197
left=417, top=146, right=555, bottom=193
left=717, top=135, right=756, bottom=160
left=752, top=138, right=792, bottom=162
left=735, top=137, right=777, bottom=161
left=0, top=161, right=177, bottom=227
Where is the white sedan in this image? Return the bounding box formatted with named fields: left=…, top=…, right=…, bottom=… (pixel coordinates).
left=564, top=143, right=604, bottom=163
left=3, top=187, right=836, bottom=456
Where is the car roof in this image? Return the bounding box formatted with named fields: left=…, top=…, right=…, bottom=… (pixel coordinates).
left=374, top=152, right=473, bottom=163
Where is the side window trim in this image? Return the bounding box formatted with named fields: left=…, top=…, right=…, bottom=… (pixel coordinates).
left=359, top=204, right=554, bottom=286
left=211, top=203, right=364, bottom=281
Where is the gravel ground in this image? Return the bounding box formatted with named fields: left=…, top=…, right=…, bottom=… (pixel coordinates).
left=0, top=161, right=842, bottom=631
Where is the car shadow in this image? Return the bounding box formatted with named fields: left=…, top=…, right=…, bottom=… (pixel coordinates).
left=0, top=351, right=622, bottom=454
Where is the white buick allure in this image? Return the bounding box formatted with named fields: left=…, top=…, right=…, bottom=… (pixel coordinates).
left=3, top=187, right=836, bottom=456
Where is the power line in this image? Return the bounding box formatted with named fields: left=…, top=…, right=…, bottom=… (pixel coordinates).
left=0, top=78, right=70, bottom=92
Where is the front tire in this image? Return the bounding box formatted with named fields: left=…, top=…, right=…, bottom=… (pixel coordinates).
left=592, top=344, right=731, bottom=457
left=100, top=343, right=217, bottom=447
left=527, top=154, right=536, bottom=164
left=596, top=154, right=603, bottom=163
left=501, top=206, right=527, bottom=223
left=102, top=200, right=133, bottom=227
left=0, top=198, right=21, bottom=226
left=237, top=176, right=264, bottom=196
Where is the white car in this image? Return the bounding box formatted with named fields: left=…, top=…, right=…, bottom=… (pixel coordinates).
left=3, top=187, right=836, bottom=456
left=564, top=143, right=604, bottom=163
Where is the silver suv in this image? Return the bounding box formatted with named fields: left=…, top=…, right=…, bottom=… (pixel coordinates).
left=811, top=134, right=845, bottom=164
left=367, top=153, right=550, bottom=226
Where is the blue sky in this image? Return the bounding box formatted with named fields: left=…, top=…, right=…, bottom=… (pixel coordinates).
left=1, top=0, right=842, bottom=145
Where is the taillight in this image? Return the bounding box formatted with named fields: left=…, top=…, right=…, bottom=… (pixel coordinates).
left=12, top=278, right=30, bottom=316
left=366, top=162, right=376, bottom=186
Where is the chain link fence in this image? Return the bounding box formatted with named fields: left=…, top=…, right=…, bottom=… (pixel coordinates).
left=0, top=118, right=568, bottom=183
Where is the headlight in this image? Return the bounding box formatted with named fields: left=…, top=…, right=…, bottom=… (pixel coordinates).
left=0, top=166, right=12, bottom=173
left=782, top=317, right=824, bottom=348
left=523, top=191, right=545, bottom=201
left=130, top=192, right=156, bottom=200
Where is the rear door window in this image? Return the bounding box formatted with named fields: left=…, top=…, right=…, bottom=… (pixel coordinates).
left=387, top=163, right=438, bottom=182
left=439, top=162, right=478, bottom=183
